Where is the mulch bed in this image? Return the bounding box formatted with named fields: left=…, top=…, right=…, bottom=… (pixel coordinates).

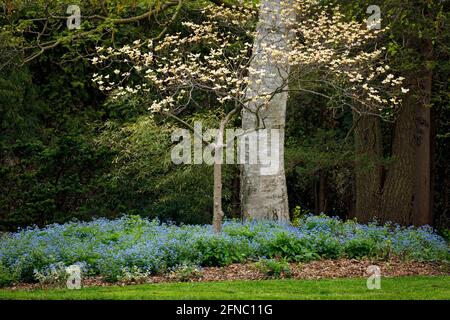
left=7, top=258, right=449, bottom=291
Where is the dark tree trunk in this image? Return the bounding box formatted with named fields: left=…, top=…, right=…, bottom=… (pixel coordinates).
left=317, top=170, right=327, bottom=213
left=412, top=38, right=433, bottom=226
left=353, top=38, right=434, bottom=226
left=353, top=113, right=383, bottom=223
left=379, top=88, right=417, bottom=224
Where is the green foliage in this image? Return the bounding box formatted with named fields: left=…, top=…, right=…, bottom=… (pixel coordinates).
left=33, top=262, right=68, bottom=287
left=255, top=258, right=292, bottom=279
left=285, top=88, right=354, bottom=218
left=291, top=205, right=309, bottom=227
left=0, top=0, right=448, bottom=234
left=119, top=266, right=152, bottom=284
left=265, top=232, right=319, bottom=262
left=0, top=216, right=448, bottom=285
left=343, top=238, right=377, bottom=259
left=169, top=263, right=203, bottom=282
left=193, top=234, right=250, bottom=266
left=439, top=229, right=450, bottom=243
left=0, top=262, right=20, bottom=288
left=0, top=1, right=245, bottom=230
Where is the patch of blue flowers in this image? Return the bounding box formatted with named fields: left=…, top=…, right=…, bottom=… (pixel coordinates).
left=0, top=214, right=448, bottom=285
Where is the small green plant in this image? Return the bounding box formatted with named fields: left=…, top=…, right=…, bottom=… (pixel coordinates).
left=439, top=229, right=450, bottom=242
left=291, top=205, right=309, bottom=227
left=255, top=258, right=292, bottom=279
left=169, top=262, right=202, bottom=282
left=119, top=266, right=151, bottom=284
left=0, top=263, right=19, bottom=288
left=33, top=262, right=68, bottom=287
left=344, top=238, right=376, bottom=259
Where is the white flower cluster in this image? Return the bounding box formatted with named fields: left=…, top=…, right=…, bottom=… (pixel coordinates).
left=91, top=1, right=408, bottom=117
left=91, top=4, right=256, bottom=113
left=285, top=2, right=406, bottom=112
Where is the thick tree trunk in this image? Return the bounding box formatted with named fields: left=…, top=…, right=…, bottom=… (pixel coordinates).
left=378, top=90, right=417, bottom=224
left=314, top=170, right=328, bottom=214
left=353, top=79, right=427, bottom=225
left=380, top=37, right=434, bottom=226
left=240, top=0, right=290, bottom=222
left=412, top=38, right=433, bottom=226
left=353, top=113, right=384, bottom=223
left=353, top=38, right=434, bottom=226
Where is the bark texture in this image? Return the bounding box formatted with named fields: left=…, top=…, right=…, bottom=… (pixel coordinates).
left=240, top=0, right=291, bottom=222
left=412, top=38, right=433, bottom=226
left=353, top=113, right=383, bottom=222
left=353, top=38, right=433, bottom=226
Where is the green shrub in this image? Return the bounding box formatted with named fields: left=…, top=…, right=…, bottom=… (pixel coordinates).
left=0, top=215, right=448, bottom=284
left=0, top=263, right=19, bottom=288
left=314, top=237, right=343, bottom=259
left=265, top=232, right=318, bottom=262
left=255, top=258, right=292, bottom=279
left=97, top=258, right=124, bottom=283
left=194, top=235, right=249, bottom=266
left=439, top=229, right=450, bottom=242
left=33, top=262, right=68, bottom=287
left=344, top=238, right=377, bottom=259
left=291, top=205, right=309, bottom=227
left=169, top=263, right=203, bottom=282
left=118, top=266, right=151, bottom=284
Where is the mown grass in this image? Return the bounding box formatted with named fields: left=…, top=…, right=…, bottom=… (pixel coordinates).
left=0, top=276, right=449, bottom=300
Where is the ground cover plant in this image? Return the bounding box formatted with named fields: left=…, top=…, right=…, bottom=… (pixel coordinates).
left=0, top=214, right=448, bottom=287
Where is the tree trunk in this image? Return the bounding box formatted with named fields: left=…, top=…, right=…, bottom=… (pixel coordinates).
left=213, top=108, right=239, bottom=233
left=213, top=128, right=224, bottom=233
left=314, top=170, right=328, bottom=214
left=378, top=89, right=417, bottom=224
left=353, top=113, right=383, bottom=223
left=231, top=169, right=241, bottom=219
left=213, top=161, right=224, bottom=233
left=318, top=170, right=327, bottom=213
left=412, top=38, right=433, bottom=226
left=240, top=0, right=290, bottom=222
left=353, top=38, right=434, bottom=226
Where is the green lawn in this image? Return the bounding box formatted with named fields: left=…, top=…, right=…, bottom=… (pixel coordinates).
left=0, top=276, right=449, bottom=300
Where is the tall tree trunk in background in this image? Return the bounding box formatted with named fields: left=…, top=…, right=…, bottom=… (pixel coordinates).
left=318, top=170, right=327, bottom=213
left=240, top=0, right=290, bottom=221
left=353, top=38, right=434, bottom=226
left=379, top=87, right=417, bottom=224
left=381, top=37, right=434, bottom=226
left=412, top=38, right=433, bottom=226
left=353, top=113, right=383, bottom=223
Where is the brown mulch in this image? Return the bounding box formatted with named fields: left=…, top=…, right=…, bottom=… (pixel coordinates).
left=7, top=258, right=449, bottom=291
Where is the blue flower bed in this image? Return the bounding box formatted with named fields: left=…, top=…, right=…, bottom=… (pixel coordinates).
left=0, top=215, right=448, bottom=285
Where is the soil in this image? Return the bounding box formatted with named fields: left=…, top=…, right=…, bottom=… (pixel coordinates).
left=7, top=258, right=449, bottom=291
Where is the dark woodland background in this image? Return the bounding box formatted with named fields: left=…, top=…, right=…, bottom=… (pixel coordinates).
left=0, top=0, right=449, bottom=233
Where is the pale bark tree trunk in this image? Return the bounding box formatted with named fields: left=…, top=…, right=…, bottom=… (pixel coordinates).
left=213, top=154, right=224, bottom=233
left=213, top=108, right=239, bottom=233
left=240, top=0, right=291, bottom=222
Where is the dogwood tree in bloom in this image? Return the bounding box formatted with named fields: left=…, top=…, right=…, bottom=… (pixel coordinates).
left=91, top=0, right=408, bottom=232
